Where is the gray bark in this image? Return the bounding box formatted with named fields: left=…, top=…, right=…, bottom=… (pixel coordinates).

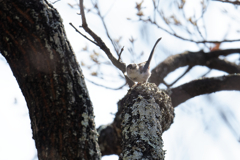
left=0, top=0, right=101, bottom=159
left=119, top=83, right=174, bottom=160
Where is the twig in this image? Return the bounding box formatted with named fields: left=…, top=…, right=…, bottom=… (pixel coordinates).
left=147, top=19, right=240, bottom=44
left=149, top=49, right=240, bottom=85
left=200, top=69, right=212, bottom=78
left=51, top=0, right=60, bottom=4
left=86, top=78, right=126, bottom=90
left=118, top=47, right=124, bottom=61
left=162, top=80, right=169, bottom=88
left=79, top=0, right=131, bottom=86
left=212, top=0, right=240, bottom=5
left=69, top=23, right=98, bottom=45
left=195, top=23, right=207, bottom=46
left=92, top=1, right=120, bottom=54
left=167, top=65, right=193, bottom=88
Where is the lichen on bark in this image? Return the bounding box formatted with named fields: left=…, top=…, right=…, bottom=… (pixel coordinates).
left=0, top=0, right=101, bottom=159
left=119, top=83, right=174, bottom=160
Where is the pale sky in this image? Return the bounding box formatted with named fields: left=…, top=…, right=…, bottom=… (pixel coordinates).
left=0, top=0, right=240, bottom=160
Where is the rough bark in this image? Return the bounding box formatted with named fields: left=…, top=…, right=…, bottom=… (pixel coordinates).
left=0, top=0, right=101, bottom=159
left=98, top=83, right=175, bottom=157
left=97, top=124, right=122, bottom=156
left=119, top=83, right=174, bottom=160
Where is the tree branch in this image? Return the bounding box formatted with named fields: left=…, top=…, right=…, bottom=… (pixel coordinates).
left=169, top=74, right=240, bottom=107
left=86, top=78, right=126, bottom=90
left=120, top=83, right=174, bottom=160
left=93, top=1, right=120, bottom=54
left=206, top=58, right=240, bottom=73
left=69, top=22, right=98, bottom=45
left=166, top=65, right=193, bottom=88
left=79, top=0, right=127, bottom=80
left=147, top=15, right=240, bottom=44
left=149, top=49, right=240, bottom=85
left=98, top=74, right=240, bottom=155
left=98, top=83, right=175, bottom=156
left=0, top=0, right=101, bottom=159
left=212, top=0, right=240, bottom=5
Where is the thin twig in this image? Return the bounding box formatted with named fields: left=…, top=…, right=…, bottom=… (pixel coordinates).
left=200, top=69, right=212, bottom=78
left=149, top=49, right=240, bottom=85
left=86, top=78, right=126, bottom=90
left=79, top=0, right=132, bottom=86
left=167, top=65, right=193, bottom=88
left=51, top=0, right=60, bottom=4
left=92, top=1, right=120, bottom=54
left=69, top=23, right=98, bottom=45
left=118, top=46, right=124, bottom=61
left=162, top=80, right=169, bottom=88
left=147, top=19, right=240, bottom=44
left=212, top=0, right=240, bottom=5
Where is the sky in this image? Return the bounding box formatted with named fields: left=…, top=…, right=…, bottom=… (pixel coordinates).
left=0, top=0, right=240, bottom=160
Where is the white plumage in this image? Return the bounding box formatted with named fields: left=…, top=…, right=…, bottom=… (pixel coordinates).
left=126, top=38, right=162, bottom=83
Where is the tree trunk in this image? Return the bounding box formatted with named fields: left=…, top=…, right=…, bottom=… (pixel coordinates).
left=0, top=0, right=101, bottom=159
left=119, top=83, right=174, bottom=160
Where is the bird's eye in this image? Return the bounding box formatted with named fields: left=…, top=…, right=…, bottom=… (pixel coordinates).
left=127, top=64, right=136, bottom=69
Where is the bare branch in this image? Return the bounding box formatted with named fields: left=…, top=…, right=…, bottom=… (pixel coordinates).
left=169, top=74, right=240, bottom=107
left=92, top=1, right=120, bottom=54
left=212, top=0, right=240, bottom=5
left=86, top=78, right=126, bottom=90
left=79, top=0, right=130, bottom=85
left=166, top=65, right=193, bottom=88
left=118, top=46, right=124, bottom=61
left=69, top=23, right=98, bottom=45
left=98, top=74, right=240, bottom=155
left=149, top=49, right=240, bottom=86
left=147, top=19, right=240, bottom=44
left=200, top=69, right=212, bottom=78
left=206, top=58, right=240, bottom=73
left=51, top=0, right=60, bottom=4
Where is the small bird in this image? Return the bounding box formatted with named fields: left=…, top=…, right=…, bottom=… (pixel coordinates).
left=127, top=37, right=162, bottom=83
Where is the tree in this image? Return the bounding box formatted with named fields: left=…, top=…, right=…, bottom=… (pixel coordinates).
left=0, top=0, right=240, bottom=160
left=0, top=0, right=100, bottom=159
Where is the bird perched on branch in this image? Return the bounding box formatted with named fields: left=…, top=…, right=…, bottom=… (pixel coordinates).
left=127, top=37, right=162, bottom=83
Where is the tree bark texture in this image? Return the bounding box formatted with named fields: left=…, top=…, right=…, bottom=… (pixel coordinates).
left=119, top=83, right=174, bottom=160
left=0, top=0, right=101, bottom=159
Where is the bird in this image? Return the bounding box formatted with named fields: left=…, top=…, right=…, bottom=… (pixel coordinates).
left=126, top=37, right=162, bottom=83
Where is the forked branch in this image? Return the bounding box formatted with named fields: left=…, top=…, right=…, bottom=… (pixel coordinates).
left=76, top=0, right=135, bottom=86
left=149, top=49, right=240, bottom=85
